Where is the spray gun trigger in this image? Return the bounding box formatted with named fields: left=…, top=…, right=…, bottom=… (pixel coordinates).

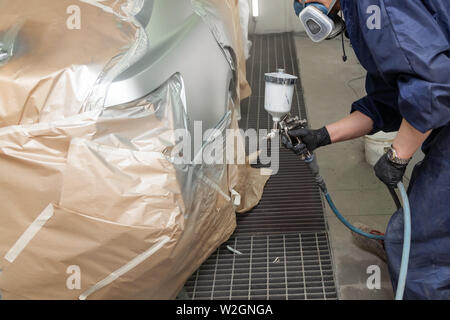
left=278, top=114, right=314, bottom=160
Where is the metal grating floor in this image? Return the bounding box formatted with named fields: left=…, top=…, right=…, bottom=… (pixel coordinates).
left=185, top=232, right=335, bottom=300
left=185, top=33, right=337, bottom=300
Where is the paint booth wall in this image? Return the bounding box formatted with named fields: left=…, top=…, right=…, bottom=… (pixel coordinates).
left=249, top=0, right=305, bottom=34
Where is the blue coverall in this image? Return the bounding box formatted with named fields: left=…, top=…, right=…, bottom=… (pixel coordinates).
left=341, top=0, right=450, bottom=300
left=296, top=0, right=450, bottom=299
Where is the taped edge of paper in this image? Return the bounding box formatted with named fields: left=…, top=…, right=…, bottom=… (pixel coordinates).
left=4, top=204, right=54, bottom=263
left=79, top=235, right=171, bottom=300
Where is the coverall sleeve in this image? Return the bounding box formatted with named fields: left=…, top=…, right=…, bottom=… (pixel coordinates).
left=351, top=74, right=403, bottom=134
left=354, top=0, right=450, bottom=133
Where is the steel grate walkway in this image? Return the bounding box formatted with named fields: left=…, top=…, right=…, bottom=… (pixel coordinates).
left=185, top=232, right=335, bottom=300
left=185, top=33, right=337, bottom=300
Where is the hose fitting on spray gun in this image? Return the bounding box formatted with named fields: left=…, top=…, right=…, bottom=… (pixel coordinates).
left=304, top=154, right=328, bottom=193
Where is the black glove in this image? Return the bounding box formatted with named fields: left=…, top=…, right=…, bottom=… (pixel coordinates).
left=374, top=153, right=408, bottom=188
left=281, top=127, right=331, bottom=155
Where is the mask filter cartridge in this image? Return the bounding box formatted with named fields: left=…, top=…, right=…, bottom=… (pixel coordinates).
left=297, top=2, right=345, bottom=43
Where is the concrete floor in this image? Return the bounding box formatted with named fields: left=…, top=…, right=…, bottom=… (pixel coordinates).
left=293, top=34, right=398, bottom=300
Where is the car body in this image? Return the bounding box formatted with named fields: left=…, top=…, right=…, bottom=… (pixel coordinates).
left=0, top=0, right=251, bottom=299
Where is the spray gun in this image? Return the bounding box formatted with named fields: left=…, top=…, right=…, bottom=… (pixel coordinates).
left=279, top=114, right=327, bottom=191
left=278, top=115, right=310, bottom=160
left=264, top=69, right=327, bottom=191
left=264, top=68, right=297, bottom=138
left=263, top=69, right=411, bottom=300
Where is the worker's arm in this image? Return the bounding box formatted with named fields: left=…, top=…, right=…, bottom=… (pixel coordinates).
left=289, top=111, right=432, bottom=155
left=326, top=113, right=432, bottom=158
left=374, top=119, right=431, bottom=188
left=324, top=111, right=432, bottom=156
left=393, top=119, right=432, bottom=159
left=325, top=111, right=374, bottom=143
left=282, top=111, right=373, bottom=155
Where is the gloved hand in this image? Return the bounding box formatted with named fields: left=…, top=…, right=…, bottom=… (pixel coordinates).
left=281, top=127, right=331, bottom=155
left=374, top=153, right=408, bottom=188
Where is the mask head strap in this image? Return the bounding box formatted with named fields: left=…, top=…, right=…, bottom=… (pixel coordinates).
left=300, top=0, right=338, bottom=15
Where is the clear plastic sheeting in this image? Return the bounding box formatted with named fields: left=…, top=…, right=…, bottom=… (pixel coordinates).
left=0, top=20, right=23, bottom=67
left=0, top=73, right=236, bottom=299
left=238, top=0, right=252, bottom=60
left=0, top=0, right=146, bottom=127
left=192, top=0, right=252, bottom=100
left=0, top=0, right=266, bottom=299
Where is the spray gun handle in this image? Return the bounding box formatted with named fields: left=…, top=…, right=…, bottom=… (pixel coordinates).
left=293, top=137, right=313, bottom=161
left=279, top=114, right=313, bottom=160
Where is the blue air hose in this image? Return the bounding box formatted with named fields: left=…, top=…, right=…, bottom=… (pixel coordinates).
left=321, top=182, right=410, bottom=300
left=304, top=155, right=411, bottom=299
left=325, top=182, right=411, bottom=300
left=395, top=182, right=411, bottom=300
left=324, top=192, right=385, bottom=240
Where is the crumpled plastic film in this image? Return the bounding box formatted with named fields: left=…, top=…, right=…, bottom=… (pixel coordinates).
left=0, top=20, right=23, bottom=67
left=192, top=0, right=252, bottom=101
left=0, top=73, right=236, bottom=299
left=0, top=0, right=147, bottom=127
left=80, top=0, right=150, bottom=111
left=0, top=0, right=267, bottom=300
left=193, top=0, right=267, bottom=213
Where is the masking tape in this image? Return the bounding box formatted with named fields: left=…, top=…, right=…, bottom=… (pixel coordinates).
left=79, top=235, right=170, bottom=300
left=4, top=204, right=54, bottom=263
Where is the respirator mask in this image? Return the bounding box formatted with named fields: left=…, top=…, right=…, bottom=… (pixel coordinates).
left=294, top=0, right=345, bottom=43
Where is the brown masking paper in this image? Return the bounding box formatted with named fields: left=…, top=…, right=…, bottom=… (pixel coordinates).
left=0, top=0, right=267, bottom=300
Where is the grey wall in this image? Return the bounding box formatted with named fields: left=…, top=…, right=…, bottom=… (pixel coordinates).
left=249, top=0, right=304, bottom=34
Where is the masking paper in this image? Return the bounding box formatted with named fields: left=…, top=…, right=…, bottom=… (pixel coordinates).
left=0, top=0, right=266, bottom=299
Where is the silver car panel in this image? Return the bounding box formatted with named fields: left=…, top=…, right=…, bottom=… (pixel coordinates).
left=106, top=0, right=235, bottom=155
